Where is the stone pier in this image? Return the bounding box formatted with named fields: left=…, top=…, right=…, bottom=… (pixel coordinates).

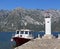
left=14, top=38, right=60, bottom=49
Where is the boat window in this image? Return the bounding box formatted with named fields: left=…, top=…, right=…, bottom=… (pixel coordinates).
left=16, top=31, right=19, bottom=34
left=29, top=32, right=32, bottom=35
left=20, top=31, right=24, bottom=34
left=25, top=31, right=28, bottom=34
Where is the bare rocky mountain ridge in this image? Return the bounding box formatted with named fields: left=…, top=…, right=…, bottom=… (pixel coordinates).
left=0, top=8, right=60, bottom=32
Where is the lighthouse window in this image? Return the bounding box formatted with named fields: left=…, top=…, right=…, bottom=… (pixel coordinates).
left=47, top=21, right=49, bottom=23
left=25, top=31, right=28, bottom=34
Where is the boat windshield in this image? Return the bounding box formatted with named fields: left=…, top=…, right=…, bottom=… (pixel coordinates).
left=16, top=31, right=19, bottom=34
left=20, top=31, right=24, bottom=34
left=29, top=31, right=32, bottom=35
left=25, top=31, right=28, bottom=34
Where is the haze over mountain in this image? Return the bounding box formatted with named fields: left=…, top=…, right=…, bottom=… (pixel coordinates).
left=0, top=8, right=60, bottom=32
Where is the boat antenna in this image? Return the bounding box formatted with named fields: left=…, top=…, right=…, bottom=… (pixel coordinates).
left=24, top=22, right=27, bottom=29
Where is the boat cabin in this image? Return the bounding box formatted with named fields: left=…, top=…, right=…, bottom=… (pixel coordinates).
left=14, top=29, right=33, bottom=39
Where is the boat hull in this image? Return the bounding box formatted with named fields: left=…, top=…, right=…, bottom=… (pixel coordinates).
left=12, top=37, right=31, bottom=46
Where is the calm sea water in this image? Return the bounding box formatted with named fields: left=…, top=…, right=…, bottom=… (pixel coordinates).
left=0, top=32, right=15, bottom=49
left=0, top=32, right=60, bottom=49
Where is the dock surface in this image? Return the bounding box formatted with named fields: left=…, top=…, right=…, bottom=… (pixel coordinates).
left=14, top=38, right=60, bottom=49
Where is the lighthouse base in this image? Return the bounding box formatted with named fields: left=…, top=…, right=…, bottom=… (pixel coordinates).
left=42, top=34, right=54, bottom=39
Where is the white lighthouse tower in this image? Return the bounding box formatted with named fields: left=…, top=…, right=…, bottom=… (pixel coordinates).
left=43, top=12, right=53, bottom=39
left=45, top=16, right=51, bottom=35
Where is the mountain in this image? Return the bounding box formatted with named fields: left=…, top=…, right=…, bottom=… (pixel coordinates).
left=0, top=8, right=60, bottom=32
